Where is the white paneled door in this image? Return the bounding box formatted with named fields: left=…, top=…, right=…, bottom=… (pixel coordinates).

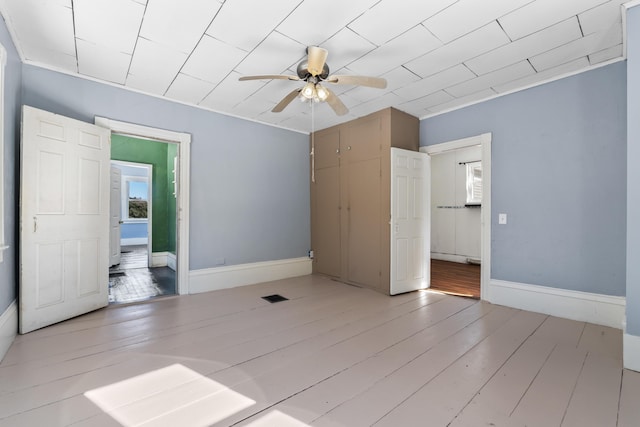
left=109, top=165, right=122, bottom=267
left=20, top=106, right=111, bottom=334
left=390, top=148, right=430, bottom=295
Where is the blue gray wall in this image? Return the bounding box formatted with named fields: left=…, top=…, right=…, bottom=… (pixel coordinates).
left=0, top=17, right=22, bottom=314
left=627, top=5, right=640, bottom=336
left=21, top=66, right=310, bottom=271
left=422, top=62, right=627, bottom=297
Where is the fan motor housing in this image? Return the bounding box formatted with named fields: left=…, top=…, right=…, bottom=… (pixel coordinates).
left=297, top=61, right=330, bottom=80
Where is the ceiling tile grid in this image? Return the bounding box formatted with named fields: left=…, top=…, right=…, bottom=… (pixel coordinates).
left=0, top=0, right=627, bottom=133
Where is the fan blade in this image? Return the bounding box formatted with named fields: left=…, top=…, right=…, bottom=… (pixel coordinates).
left=272, top=89, right=301, bottom=113
left=307, top=46, right=328, bottom=76
left=239, top=75, right=299, bottom=81
left=325, top=87, right=348, bottom=116
left=326, top=75, right=387, bottom=89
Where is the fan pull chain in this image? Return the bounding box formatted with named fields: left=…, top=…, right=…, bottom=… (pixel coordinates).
left=311, top=100, right=315, bottom=183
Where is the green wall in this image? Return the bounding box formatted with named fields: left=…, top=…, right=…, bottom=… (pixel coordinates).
left=111, top=134, right=177, bottom=254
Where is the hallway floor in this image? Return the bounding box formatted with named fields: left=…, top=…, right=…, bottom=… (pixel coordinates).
left=109, top=245, right=176, bottom=304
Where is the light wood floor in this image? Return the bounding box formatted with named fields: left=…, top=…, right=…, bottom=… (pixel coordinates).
left=0, top=275, right=638, bottom=426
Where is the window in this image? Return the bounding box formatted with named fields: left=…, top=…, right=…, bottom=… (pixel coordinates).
left=122, top=176, right=149, bottom=221
left=465, top=161, right=482, bottom=206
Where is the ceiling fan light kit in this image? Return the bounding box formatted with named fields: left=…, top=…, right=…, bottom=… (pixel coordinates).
left=239, top=46, right=387, bottom=116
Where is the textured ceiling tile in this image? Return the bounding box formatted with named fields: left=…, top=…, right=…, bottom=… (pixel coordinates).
left=579, top=0, right=626, bottom=35
left=465, top=18, right=582, bottom=76
left=378, top=67, right=421, bottom=93
left=74, top=0, right=144, bottom=54
left=347, top=25, right=442, bottom=76
left=399, top=90, right=454, bottom=113
left=319, top=28, right=376, bottom=74
left=347, top=0, right=455, bottom=45
left=126, top=38, right=189, bottom=95
left=424, top=0, right=533, bottom=43
left=182, top=36, right=247, bottom=84
left=427, top=88, right=496, bottom=115
left=276, top=0, right=379, bottom=47
left=234, top=32, right=304, bottom=76
left=493, top=57, right=589, bottom=93
left=140, top=0, right=222, bottom=54
left=446, top=61, right=535, bottom=98
left=200, top=72, right=264, bottom=111
left=405, top=22, right=510, bottom=78
left=206, top=0, right=302, bottom=52
left=529, top=23, right=622, bottom=71
left=394, top=65, right=476, bottom=101
left=3, top=0, right=76, bottom=59
left=589, top=44, right=623, bottom=65
left=348, top=92, right=402, bottom=117
left=77, top=39, right=131, bottom=84
left=499, top=0, right=606, bottom=41
left=165, top=73, right=216, bottom=105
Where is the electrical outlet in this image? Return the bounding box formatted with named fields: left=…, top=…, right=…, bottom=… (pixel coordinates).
left=498, top=213, right=507, bottom=225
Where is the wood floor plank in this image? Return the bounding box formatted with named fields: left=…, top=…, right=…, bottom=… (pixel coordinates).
left=310, top=306, right=518, bottom=427
left=373, top=310, right=547, bottom=427
left=561, top=352, right=622, bottom=427
left=0, top=275, right=630, bottom=427
left=234, top=298, right=482, bottom=425
left=618, top=369, right=640, bottom=427
left=509, top=344, right=588, bottom=426
left=446, top=335, right=556, bottom=426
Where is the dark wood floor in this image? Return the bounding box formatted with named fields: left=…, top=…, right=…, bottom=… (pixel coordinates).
left=109, top=245, right=176, bottom=304
left=430, top=259, right=481, bottom=299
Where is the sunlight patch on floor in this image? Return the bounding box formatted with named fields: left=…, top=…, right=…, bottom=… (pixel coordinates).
left=84, top=364, right=255, bottom=426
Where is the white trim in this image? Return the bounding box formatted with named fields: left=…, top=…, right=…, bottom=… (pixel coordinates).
left=624, top=1, right=640, bottom=10
left=0, top=301, right=17, bottom=363
left=421, top=133, right=492, bottom=301
left=95, top=117, right=191, bottom=295
left=189, top=258, right=313, bottom=294
left=0, top=43, right=6, bottom=262
left=624, top=333, right=640, bottom=372
left=490, top=279, right=626, bottom=329
left=167, top=253, right=177, bottom=271
left=121, top=237, right=148, bottom=246
left=151, top=252, right=169, bottom=267
left=431, top=253, right=477, bottom=264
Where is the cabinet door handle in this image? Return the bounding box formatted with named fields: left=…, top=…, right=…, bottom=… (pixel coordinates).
left=336, top=149, right=340, bottom=154
left=347, top=146, right=352, bottom=150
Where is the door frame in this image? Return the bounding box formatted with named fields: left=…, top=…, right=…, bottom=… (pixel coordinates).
left=111, top=160, right=153, bottom=268
left=420, top=132, right=491, bottom=301
left=95, top=117, right=191, bottom=295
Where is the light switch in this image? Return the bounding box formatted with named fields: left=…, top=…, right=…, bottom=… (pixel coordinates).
left=499, top=213, right=507, bottom=225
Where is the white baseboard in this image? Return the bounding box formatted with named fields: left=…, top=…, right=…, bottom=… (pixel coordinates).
left=431, top=253, right=479, bottom=264
left=624, top=333, right=640, bottom=372
left=167, top=252, right=176, bottom=271
left=121, top=238, right=148, bottom=246
left=151, top=252, right=168, bottom=267
left=189, top=257, right=313, bottom=294
left=489, top=279, right=625, bottom=329
left=0, top=301, right=17, bottom=363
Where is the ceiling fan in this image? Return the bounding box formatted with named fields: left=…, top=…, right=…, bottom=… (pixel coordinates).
left=238, top=46, right=387, bottom=116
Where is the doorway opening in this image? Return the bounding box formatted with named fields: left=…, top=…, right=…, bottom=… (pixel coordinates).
left=96, top=116, right=191, bottom=297
left=421, top=133, right=492, bottom=301
left=109, top=159, right=176, bottom=304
